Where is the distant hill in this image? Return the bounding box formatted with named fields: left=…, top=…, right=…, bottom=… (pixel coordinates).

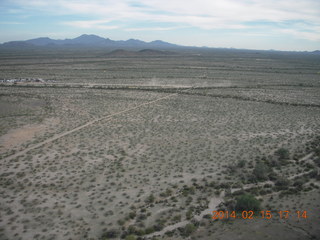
left=138, top=49, right=175, bottom=55
left=106, top=49, right=176, bottom=57
left=1, top=34, right=181, bottom=49
left=106, top=49, right=137, bottom=57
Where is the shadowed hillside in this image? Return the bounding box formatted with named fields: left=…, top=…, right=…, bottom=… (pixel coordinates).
left=105, top=49, right=176, bottom=57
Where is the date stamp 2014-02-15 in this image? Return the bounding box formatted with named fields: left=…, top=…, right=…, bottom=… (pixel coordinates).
left=212, top=210, right=308, bottom=220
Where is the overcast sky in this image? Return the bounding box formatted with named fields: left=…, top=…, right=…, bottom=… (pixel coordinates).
left=0, top=0, right=319, bottom=51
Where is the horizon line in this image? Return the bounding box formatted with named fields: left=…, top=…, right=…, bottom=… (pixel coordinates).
left=1, top=34, right=319, bottom=53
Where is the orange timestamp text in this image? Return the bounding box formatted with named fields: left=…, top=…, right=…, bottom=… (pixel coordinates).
left=212, top=210, right=308, bottom=220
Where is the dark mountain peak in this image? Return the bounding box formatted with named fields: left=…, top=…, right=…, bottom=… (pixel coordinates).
left=123, top=39, right=147, bottom=47
left=73, top=34, right=107, bottom=44
left=126, top=38, right=144, bottom=43
left=75, top=34, right=104, bottom=40
left=34, top=37, right=51, bottom=40
left=149, top=40, right=179, bottom=48
left=150, top=40, right=176, bottom=45
left=150, top=40, right=166, bottom=44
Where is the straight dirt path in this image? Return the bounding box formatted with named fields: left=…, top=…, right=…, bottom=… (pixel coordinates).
left=1, top=91, right=185, bottom=163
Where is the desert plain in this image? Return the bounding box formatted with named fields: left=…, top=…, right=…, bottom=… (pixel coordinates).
left=0, top=48, right=320, bottom=240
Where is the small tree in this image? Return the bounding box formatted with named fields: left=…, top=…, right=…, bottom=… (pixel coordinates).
left=252, top=162, right=270, bottom=181
left=275, top=148, right=290, bottom=160
left=235, top=194, right=261, bottom=212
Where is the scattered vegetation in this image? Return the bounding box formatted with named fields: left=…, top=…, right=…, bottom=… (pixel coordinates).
left=0, top=49, right=319, bottom=240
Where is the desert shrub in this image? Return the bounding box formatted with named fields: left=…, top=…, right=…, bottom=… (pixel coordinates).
left=225, top=199, right=236, bottom=211
left=293, top=179, right=304, bottom=188
left=144, top=226, right=155, bottom=234
left=275, top=148, right=290, bottom=162
left=101, top=228, right=119, bottom=239
left=227, top=164, right=237, bottom=173
left=125, top=235, right=137, bottom=240
left=154, top=219, right=166, bottom=231
left=186, top=196, right=193, bottom=206
left=160, top=188, right=172, bottom=197
left=172, top=214, right=181, bottom=222
left=145, top=194, right=155, bottom=204
left=164, top=230, right=175, bottom=237
left=315, top=148, right=320, bottom=158
left=263, top=183, right=272, bottom=188
left=268, top=158, right=280, bottom=167
left=208, top=181, right=217, bottom=188
left=137, top=214, right=147, bottom=221
left=259, top=189, right=272, bottom=195
left=247, top=187, right=260, bottom=196
left=252, top=162, right=271, bottom=181
left=127, top=225, right=137, bottom=235
left=232, top=189, right=245, bottom=197
left=182, top=186, right=195, bottom=196
left=313, top=157, right=320, bottom=167
left=235, top=194, right=261, bottom=212
left=186, top=209, right=193, bottom=220
left=179, top=223, right=197, bottom=237
left=275, top=177, right=290, bottom=190
left=218, top=182, right=231, bottom=188
left=305, top=162, right=315, bottom=170
left=127, top=225, right=144, bottom=236
left=280, top=188, right=299, bottom=197
left=129, top=211, right=136, bottom=219
left=268, top=171, right=278, bottom=181
left=308, top=169, right=318, bottom=179
left=237, top=160, right=246, bottom=168
left=117, top=219, right=125, bottom=226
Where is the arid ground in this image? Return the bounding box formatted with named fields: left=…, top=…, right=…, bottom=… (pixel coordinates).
left=0, top=49, right=320, bottom=240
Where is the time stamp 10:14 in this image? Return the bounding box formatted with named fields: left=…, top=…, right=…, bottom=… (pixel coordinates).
left=212, top=210, right=308, bottom=220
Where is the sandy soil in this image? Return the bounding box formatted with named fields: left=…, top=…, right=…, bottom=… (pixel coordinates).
left=0, top=118, right=59, bottom=154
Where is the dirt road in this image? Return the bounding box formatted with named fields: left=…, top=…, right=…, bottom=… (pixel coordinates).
left=1, top=91, right=183, bottom=163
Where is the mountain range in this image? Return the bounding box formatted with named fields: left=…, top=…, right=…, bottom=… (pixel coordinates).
left=1, top=34, right=319, bottom=53
left=1, top=34, right=181, bottom=49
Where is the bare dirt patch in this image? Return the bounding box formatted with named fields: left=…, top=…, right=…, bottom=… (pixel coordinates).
left=0, top=117, right=59, bottom=153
